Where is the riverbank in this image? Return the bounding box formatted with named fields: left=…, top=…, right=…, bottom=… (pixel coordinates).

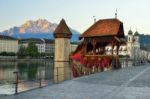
left=0, top=57, right=53, bottom=61
left=0, top=56, right=17, bottom=61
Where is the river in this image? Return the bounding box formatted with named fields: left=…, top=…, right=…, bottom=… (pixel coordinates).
left=0, top=59, right=54, bottom=95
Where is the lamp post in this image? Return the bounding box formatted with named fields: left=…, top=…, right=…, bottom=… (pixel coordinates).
left=133, top=46, right=135, bottom=66
left=13, top=71, right=19, bottom=94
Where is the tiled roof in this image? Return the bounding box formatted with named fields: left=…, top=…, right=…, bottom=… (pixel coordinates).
left=53, top=19, right=72, bottom=38
left=81, top=18, right=124, bottom=38
left=134, top=31, right=139, bottom=36
left=19, top=38, right=42, bottom=43
left=0, top=35, right=17, bottom=40
left=44, top=39, right=54, bottom=43
left=128, top=29, right=133, bottom=35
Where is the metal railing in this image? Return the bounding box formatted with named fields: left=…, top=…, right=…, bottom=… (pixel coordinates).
left=12, top=66, right=72, bottom=94
left=13, top=68, right=54, bottom=94
left=120, top=58, right=147, bottom=68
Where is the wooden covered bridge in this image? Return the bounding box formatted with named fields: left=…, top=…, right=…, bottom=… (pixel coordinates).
left=71, top=18, right=126, bottom=77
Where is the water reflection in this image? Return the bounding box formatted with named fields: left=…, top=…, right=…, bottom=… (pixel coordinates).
left=0, top=59, right=54, bottom=95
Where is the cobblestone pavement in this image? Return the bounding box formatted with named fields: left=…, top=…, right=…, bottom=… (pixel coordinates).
left=1, top=64, right=150, bottom=99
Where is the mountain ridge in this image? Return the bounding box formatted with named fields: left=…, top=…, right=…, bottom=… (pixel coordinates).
left=1, top=19, right=80, bottom=34
left=0, top=19, right=80, bottom=42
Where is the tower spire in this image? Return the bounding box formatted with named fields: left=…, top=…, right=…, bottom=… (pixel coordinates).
left=93, top=16, right=96, bottom=23
left=136, top=26, right=138, bottom=32
left=130, top=26, right=131, bottom=30
left=115, top=9, right=117, bottom=19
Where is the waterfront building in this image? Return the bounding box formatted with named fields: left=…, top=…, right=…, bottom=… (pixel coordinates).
left=19, top=38, right=78, bottom=54
left=0, top=35, right=18, bottom=53
left=19, top=38, right=54, bottom=54
left=44, top=39, right=55, bottom=54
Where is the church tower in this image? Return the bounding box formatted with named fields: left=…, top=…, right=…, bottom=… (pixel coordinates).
left=133, top=30, right=140, bottom=48
left=53, top=19, right=72, bottom=83
left=127, top=29, right=133, bottom=58
left=127, top=29, right=133, bottom=43
left=132, top=30, right=140, bottom=61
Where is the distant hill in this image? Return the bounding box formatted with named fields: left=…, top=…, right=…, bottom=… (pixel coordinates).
left=11, top=32, right=80, bottom=42
left=139, top=34, right=150, bottom=46
left=125, top=34, right=150, bottom=47
left=0, top=19, right=80, bottom=42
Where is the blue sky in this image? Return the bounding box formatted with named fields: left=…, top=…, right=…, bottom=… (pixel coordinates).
left=0, top=0, right=150, bottom=34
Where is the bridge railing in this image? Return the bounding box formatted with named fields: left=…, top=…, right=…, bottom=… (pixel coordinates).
left=120, top=58, right=147, bottom=68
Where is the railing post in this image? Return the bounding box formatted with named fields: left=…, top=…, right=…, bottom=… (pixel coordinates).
left=56, top=67, right=59, bottom=83
left=13, top=71, right=18, bottom=94
left=126, top=57, right=128, bottom=67
left=39, top=70, right=42, bottom=88
left=69, top=59, right=72, bottom=80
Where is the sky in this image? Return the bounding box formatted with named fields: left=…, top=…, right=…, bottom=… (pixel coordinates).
left=0, top=0, right=150, bottom=35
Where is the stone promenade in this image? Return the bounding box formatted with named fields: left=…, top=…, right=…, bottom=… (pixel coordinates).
left=1, top=64, right=150, bottom=99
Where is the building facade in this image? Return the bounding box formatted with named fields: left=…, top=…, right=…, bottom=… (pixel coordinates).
left=19, top=38, right=78, bottom=55
left=19, top=38, right=54, bottom=54
left=0, top=35, right=18, bottom=53
left=127, top=30, right=140, bottom=59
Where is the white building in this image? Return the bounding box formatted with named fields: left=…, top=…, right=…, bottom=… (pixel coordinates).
left=44, top=39, right=55, bottom=54
left=19, top=38, right=54, bottom=54
left=19, top=38, right=78, bottom=54
left=0, top=35, right=18, bottom=53
left=127, top=29, right=140, bottom=59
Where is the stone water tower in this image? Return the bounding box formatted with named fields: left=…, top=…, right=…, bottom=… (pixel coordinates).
left=53, top=19, right=72, bottom=83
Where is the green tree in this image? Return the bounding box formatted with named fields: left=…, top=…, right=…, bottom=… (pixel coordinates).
left=26, top=42, right=38, bottom=58
left=0, top=52, right=16, bottom=56
left=7, top=52, right=16, bottom=56
left=17, top=46, right=26, bottom=58
left=0, top=52, right=8, bottom=56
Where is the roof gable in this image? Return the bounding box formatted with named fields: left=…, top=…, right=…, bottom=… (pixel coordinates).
left=81, top=18, right=124, bottom=38
left=54, top=19, right=72, bottom=35
left=0, top=35, right=17, bottom=40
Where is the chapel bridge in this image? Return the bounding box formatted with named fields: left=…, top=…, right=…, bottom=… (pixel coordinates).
left=71, top=18, right=126, bottom=77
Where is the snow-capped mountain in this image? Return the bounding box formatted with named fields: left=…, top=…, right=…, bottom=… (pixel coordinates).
left=19, top=19, right=57, bottom=33
left=0, top=19, right=80, bottom=42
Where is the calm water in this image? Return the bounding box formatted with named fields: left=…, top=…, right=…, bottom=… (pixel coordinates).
left=0, top=59, right=54, bottom=95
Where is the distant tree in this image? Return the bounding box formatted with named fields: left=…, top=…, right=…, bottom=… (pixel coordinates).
left=17, top=45, right=26, bottom=58
left=0, top=52, right=8, bottom=56
left=26, top=42, right=38, bottom=58
left=0, top=52, right=16, bottom=56
left=7, top=52, right=16, bottom=56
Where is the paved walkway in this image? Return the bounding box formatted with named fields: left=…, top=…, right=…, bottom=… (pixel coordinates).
left=1, top=64, right=150, bottom=99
